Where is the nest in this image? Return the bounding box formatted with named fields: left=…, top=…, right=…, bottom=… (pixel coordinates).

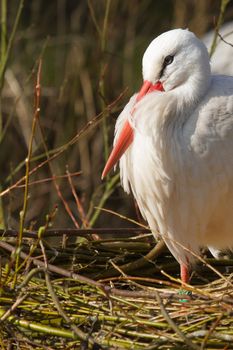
left=0, top=228, right=233, bottom=350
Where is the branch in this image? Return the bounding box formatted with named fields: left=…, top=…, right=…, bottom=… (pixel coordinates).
left=217, top=31, right=233, bottom=48
left=209, top=0, right=230, bottom=57
left=154, top=290, right=198, bottom=350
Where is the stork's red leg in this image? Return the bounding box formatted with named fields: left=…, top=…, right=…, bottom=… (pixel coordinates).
left=179, top=263, right=191, bottom=302
left=180, top=263, right=189, bottom=285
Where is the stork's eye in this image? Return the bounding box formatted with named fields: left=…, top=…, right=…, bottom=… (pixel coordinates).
left=164, top=55, right=174, bottom=66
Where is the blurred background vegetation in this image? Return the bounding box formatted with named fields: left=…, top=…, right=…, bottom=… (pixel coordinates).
left=0, top=0, right=233, bottom=230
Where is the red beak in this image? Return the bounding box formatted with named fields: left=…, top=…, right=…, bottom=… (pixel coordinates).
left=101, top=80, right=164, bottom=179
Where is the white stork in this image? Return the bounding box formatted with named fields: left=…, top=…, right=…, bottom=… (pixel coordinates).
left=102, top=29, right=233, bottom=285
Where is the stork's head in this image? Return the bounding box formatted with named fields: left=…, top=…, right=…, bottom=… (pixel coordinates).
left=102, top=29, right=211, bottom=179
left=142, top=29, right=211, bottom=93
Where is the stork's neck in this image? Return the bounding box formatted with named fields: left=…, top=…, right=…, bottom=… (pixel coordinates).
left=173, top=65, right=211, bottom=113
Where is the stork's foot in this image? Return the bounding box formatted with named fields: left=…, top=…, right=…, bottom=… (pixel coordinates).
left=178, top=289, right=192, bottom=303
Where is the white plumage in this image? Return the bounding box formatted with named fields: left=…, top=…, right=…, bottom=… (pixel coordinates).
left=102, top=29, right=233, bottom=283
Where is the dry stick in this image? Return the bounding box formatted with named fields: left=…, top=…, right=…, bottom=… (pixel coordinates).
left=109, top=259, right=157, bottom=294
left=16, top=267, right=46, bottom=291
left=66, top=167, right=98, bottom=241
left=98, top=240, right=166, bottom=279
left=0, top=0, right=8, bottom=230
left=0, top=0, right=7, bottom=136
left=13, top=60, right=42, bottom=288
left=0, top=227, right=151, bottom=238
left=94, top=206, right=148, bottom=229
left=0, top=293, right=28, bottom=322
left=87, top=0, right=102, bottom=39
left=99, top=0, right=112, bottom=162
left=187, top=330, right=233, bottom=342
left=154, top=290, right=198, bottom=350
left=0, top=0, right=7, bottom=74
left=101, top=275, right=178, bottom=288
left=217, top=31, right=233, bottom=48
left=52, top=179, right=80, bottom=229
left=16, top=171, right=81, bottom=188
left=39, top=240, right=101, bottom=349
left=0, top=0, right=24, bottom=90
left=101, top=0, right=111, bottom=53
left=0, top=89, right=127, bottom=199
left=87, top=1, right=119, bottom=229
left=88, top=0, right=112, bottom=162
left=89, top=174, right=120, bottom=227
left=200, top=314, right=223, bottom=350
left=66, top=167, right=89, bottom=228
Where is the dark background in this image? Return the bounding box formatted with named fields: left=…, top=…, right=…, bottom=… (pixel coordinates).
left=1, top=0, right=233, bottom=230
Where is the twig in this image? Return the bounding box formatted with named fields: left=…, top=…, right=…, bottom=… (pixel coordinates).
left=53, top=179, right=80, bottom=229
left=100, top=0, right=112, bottom=162
left=13, top=59, right=42, bottom=287
left=101, top=0, right=111, bottom=53
left=0, top=293, right=28, bottom=322
left=187, top=330, right=233, bottom=341
left=16, top=267, right=46, bottom=290
left=217, top=31, right=233, bottom=48
left=0, top=227, right=151, bottom=238
left=16, top=171, right=81, bottom=188
left=66, top=167, right=89, bottom=228
left=88, top=0, right=112, bottom=162
left=209, top=0, right=230, bottom=57
left=100, top=275, right=179, bottom=289
left=98, top=239, right=166, bottom=279
left=87, top=0, right=101, bottom=39
left=154, top=290, right=198, bottom=350
left=89, top=174, right=120, bottom=226
left=94, top=206, right=149, bottom=228
left=0, top=0, right=8, bottom=229
left=0, top=0, right=7, bottom=137
left=200, top=314, right=223, bottom=350
left=0, top=0, right=7, bottom=69
left=0, top=0, right=24, bottom=90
